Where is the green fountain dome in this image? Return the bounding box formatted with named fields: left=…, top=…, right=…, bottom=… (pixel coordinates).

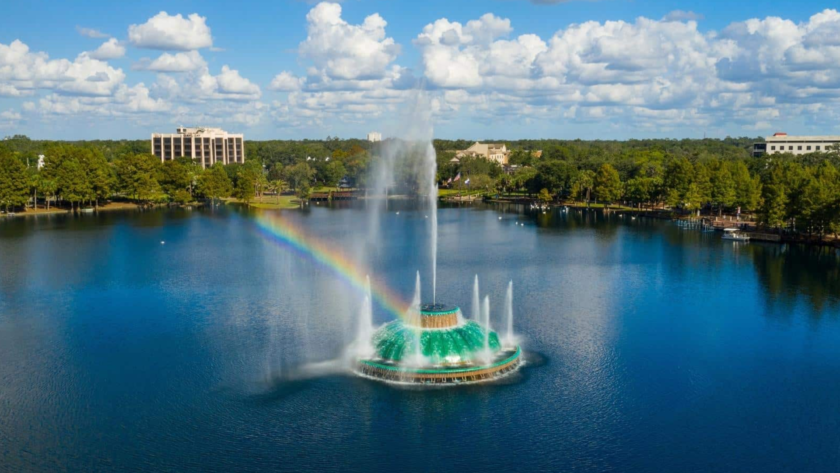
left=372, top=319, right=501, bottom=365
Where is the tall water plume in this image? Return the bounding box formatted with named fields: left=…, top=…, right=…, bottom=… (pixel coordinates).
left=370, top=93, right=439, bottom=306
left=352, top=276, right=375, bottom=358
left=410, top=271, right=422, bottom=326
left=503, top=281, right=514, bottom=347
left=472, top=275, right=480, bottom=320
left=482, top=295, right=492, bottom=357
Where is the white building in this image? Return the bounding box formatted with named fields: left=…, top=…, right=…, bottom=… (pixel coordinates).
left=753, top=132, right=840, bottom=157
left=151, top=127, right=244, bottom=168
left=455, top=142, right=510, bottom=165
left=367, top=132, right=382, bottom=142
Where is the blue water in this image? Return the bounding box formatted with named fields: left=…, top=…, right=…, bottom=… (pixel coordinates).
left=1, top=205, right=840, bottom=472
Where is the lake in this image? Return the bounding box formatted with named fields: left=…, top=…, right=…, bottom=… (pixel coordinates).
left=1, top=204, right=840, bottom=472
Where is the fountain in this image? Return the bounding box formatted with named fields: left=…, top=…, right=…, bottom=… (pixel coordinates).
left=345, top=94, right=521, bottom=385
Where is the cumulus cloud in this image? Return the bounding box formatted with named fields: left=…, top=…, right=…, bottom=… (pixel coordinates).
left=153, top=65, right=261, bottom=102
left=0, top=40, right=125, bottom=97
left=128, top=12, right=213, bottom=50
left=717, top=9, right=840, bottom=103
left=27, top=83, right=169, bottom=117
left=299, top=2, right=399, bottom=80
left=0, top=110, right=22, bottom=128
left=89, top=38, right=126, bottom=60
left=133, top=51, right=207, bottom=72
left=269, top=71, right=305, bottom=91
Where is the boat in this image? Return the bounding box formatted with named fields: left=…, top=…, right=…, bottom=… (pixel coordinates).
left=722, top=228, right=750, bottom=241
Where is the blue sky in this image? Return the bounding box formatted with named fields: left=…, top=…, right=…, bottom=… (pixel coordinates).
left=1, top=0, right=839, bottom=140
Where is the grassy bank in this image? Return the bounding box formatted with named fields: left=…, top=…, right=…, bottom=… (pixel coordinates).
left=228, top=195, right=300, bottom=210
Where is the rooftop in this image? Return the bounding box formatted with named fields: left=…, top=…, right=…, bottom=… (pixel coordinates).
left=765, top=134, right=840, bottom=141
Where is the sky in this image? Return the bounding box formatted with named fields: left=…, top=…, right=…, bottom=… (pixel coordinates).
left=1, top=0, right=840, bottom=141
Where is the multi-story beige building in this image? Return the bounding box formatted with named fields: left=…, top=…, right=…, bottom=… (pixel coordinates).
left=753, top=132, right=840, bottom=157
left=454, top=142, right=510, bottom=165
left=151, top=127, right=245, bottom=168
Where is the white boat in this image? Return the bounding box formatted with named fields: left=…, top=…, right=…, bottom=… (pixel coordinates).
left=722, top=228, right=750, bottom=241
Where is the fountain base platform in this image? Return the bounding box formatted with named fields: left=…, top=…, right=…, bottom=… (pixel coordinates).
left=356, top=347, right=521, bottom=385
left=354, top=303, right=521, bottom=385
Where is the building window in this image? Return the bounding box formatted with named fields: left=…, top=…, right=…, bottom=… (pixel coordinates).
left=798, top=146, right=802, bottom=150
left=816, top=146, right=821, bottom=150
left=789, top=146, right=794, bottom=150
left=807, top=146, right=812, bottom=150
left=771, top=146, right=776, bottom=150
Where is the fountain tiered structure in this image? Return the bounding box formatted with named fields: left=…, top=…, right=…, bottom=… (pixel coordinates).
left=355, top=301, right=521, bottom=385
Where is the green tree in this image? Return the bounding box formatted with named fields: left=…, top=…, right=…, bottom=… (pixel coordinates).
left=115, top=154, right=163, bottom=203
left=285, top=163, right=315, bottom=191
left=295, top=181, right=311, bottom=206
left=0, top=150, right=29, bottom=212
left=538, top=188, right=552, bottom=204
left=759, top=165, right=789, bottom=229
left=199, top=163, right=233, bottom=204
left=82, top=150, right=113, bottom=208
left=693, top=162, right=712, bottom=210
left=684, top=183, right=704, bottom=214
left=38, top=176, right=57, bottom=210
left=56, top=158, right=89, bottom=211
left=710, top=161, right=736, bottom=215
left=468, top=174, right=496, bottom=194
left=663, top=157, right=694, bottom=207
left=160, top=159, right=193, bottom=201
left=732, top=161, right=761, bottom=211
left=571, top=170, right=595, bottom=204
left=323, top=161, right=347, bottom=186
left=234, top=160, right=263, bottom=203
left=624, top=177, right=658, bottom=209
left=594, top=163, right=622, bottom=208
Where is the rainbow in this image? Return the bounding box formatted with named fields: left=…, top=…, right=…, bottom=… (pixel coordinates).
left=254, top=213, right=411, bottom=319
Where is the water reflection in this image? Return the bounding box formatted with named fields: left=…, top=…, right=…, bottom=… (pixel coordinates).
left=747, top=243, right=840, bottom=315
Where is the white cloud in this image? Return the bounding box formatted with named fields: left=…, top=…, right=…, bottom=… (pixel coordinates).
left=715, top=9, right=840, bottom=106
left=269, top=71, right=305, bottom=91
left=299, top=2, right=399, bottom=80
left=89, top=38, right=126, bottom=60
left=29, top=83, right=169, bottom=117
left=216, top=65, right=260, bottom=96
left=128, top=12, right=213, bottom=50
left=76, top=26, right=108, bottom=38
left=0, top=110, right=22, bottom=128
left=133, top=51, right=207, bottom=72
left=153, top=65, right=261, bottom=102
left=0, top=40, right=125, bottom=97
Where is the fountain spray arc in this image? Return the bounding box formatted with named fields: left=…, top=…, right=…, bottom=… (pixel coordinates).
left=350, top=94, right=522, bottom=386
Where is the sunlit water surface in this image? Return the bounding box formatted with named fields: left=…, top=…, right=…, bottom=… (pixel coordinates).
left=1, top=204, right=840, bottom=472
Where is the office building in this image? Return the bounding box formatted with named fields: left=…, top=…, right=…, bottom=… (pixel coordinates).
left=151, top=127, right=245, bottom=168
left=752, top=132, right=840, bottom=157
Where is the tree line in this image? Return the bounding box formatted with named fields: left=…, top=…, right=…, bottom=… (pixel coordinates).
left=0, top=137, right=375, bottom=212
left=3, top=134, right=840, bottom=237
